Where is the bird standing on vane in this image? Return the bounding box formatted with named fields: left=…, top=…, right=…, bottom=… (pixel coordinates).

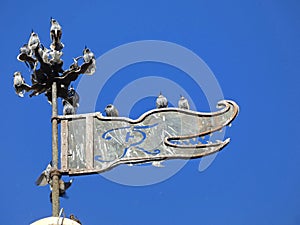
left=105, top=104, right=119, bottom=117
left=63, top=87, right=80, bottom=115
left=156, top=92, right=168, bottom=108
left=178, top=95, right=190, bottom=110
left=63, top=100, right=76, bottom=115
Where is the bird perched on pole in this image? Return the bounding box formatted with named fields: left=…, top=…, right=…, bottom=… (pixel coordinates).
left=50, top=18, right=64, bottom=51
left=13, top=71, right=31, bottom=97
left=63, top=100, right=76, bottom=115
left=156, top=92, right=168, bottom=108
left=82, top=46, right=96, bottom=75
left=66, top=87, right=80, bottom=108
left=49, top=179, right=74, bottom=203
left=178, top=95, right=190, bottom=110
left=28, top=30, right=40, bottom=51
left=105, top=104, right=119, bottom=117
left=17, top=44, right=36, bottom=70
left=35, top=161, right=52, bottom=186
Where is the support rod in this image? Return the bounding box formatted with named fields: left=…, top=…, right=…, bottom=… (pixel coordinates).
left=51, top=82, right=60, bottom=217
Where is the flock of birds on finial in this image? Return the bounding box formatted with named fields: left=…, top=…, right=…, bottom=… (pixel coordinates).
left=13, top=18, right=190, bottom=117
left=13, top=18, right=96, bottom=116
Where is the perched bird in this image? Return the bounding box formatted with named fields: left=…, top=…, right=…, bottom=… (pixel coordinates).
left=35, top=161, right=52, bottom=186
left=38, top=44, right=50, bottom=63
left=17, top=44, right=36, bottom=69
left=66, top=87, right=80, bottom=108
left=178, top=95, right=190, bottom=110
left=63, top=100, right=76, bottom=115
left=69, top=214, right=82, bottom=225
left=49, top=50, right=63, bottom=73
left=33, top=47, right=52, bottom=75
left=105, top=104, right=119, bottom=117
left=13, top=71, right=31, bottom=97
left=28, top=31, right=40, bottom=51
left=82, top=46, right=96, bottom=75
left=49, top=50, right=63, bottom=63
left=50, top=18, right=64, bottom=51
left=156, top=92, right=168, bottom=108
left=50, top=179, right=74, bottom=203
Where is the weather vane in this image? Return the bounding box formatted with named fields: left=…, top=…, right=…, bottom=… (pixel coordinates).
left=14, top=18, right=239, bottom=225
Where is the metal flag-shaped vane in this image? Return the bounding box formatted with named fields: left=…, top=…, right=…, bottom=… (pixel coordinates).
left=59, top=100, right=239, bottom=175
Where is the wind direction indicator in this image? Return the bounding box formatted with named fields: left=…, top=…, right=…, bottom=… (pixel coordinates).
left=14, top=18, right=239, bottom=224
left=59, top=100, right=239, bottom=175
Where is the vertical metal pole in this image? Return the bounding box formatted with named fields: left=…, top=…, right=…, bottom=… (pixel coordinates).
left=52, top=82, right=60, bottom=217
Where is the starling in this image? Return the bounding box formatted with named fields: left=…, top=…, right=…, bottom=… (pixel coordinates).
left=50, top=179, right=74, bottom=203
left=35, top=161, right=52, bottom=186
left=28, top=31, right=40, bottom=51
left=82, top=46, right=96, bottom=75
left=105, top=104, right=119, bottom=117
left=178, top=95, right=190, bottom=110
left=50, top=18, right=64, bottom=51
left=156, top=92, right=168, bottom=108
left=63, top=100, right=76, bottom=115
left=13, top=71, right=31, bottom=97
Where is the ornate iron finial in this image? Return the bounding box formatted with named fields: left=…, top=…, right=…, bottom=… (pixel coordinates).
left=13, top=18, right=96, bottom=111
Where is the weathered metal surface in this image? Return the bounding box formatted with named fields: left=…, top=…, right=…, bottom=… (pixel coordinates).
left=60, top=100, right=239, bottom=175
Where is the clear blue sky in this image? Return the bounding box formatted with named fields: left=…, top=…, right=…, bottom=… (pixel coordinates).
left=1, top=1, right=299, bottom=224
